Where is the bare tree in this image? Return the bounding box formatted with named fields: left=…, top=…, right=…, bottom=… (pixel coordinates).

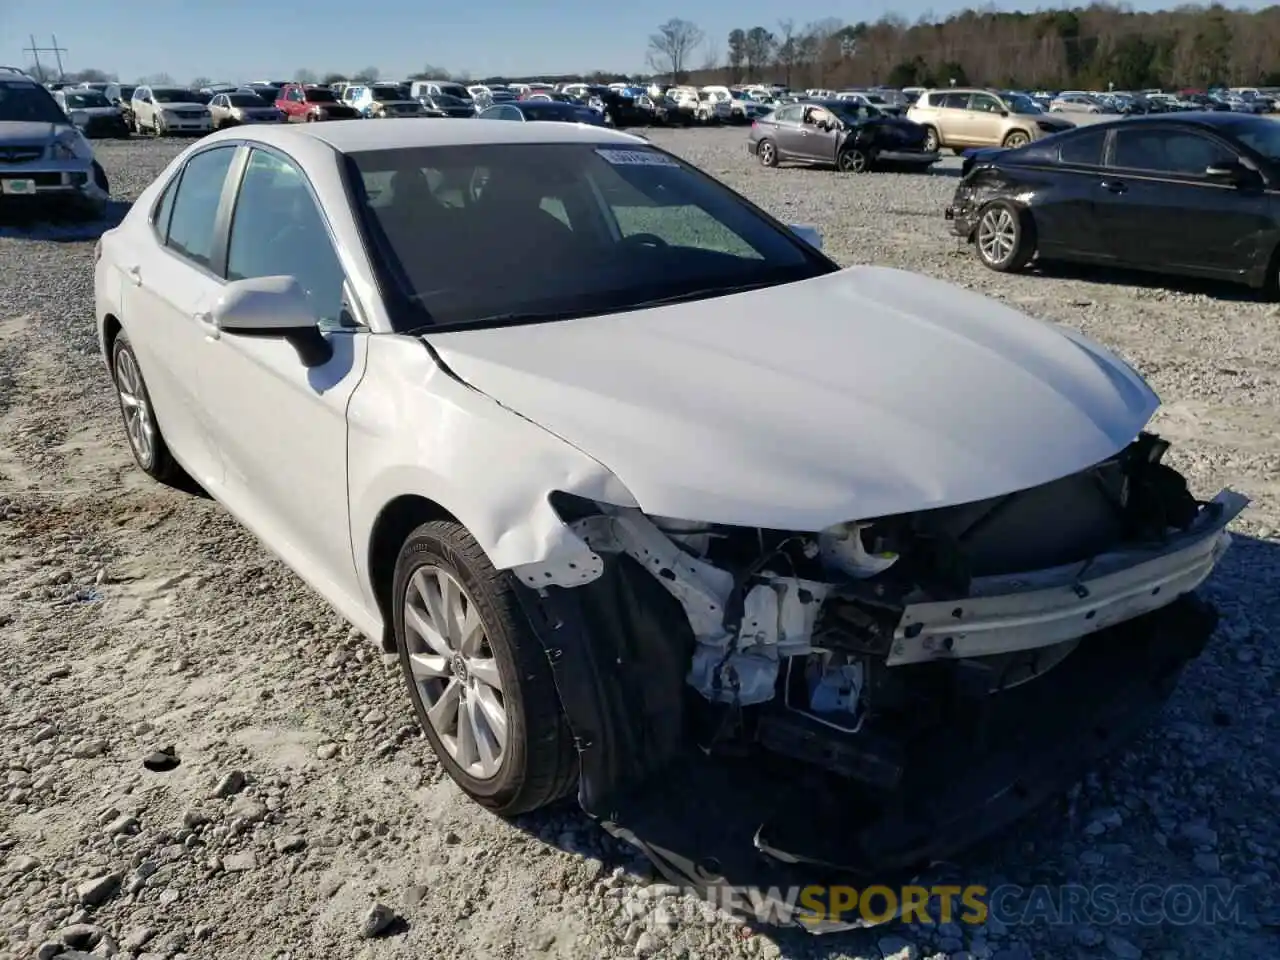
left=137, top=72, right=174, bottom=85
left=744, top=26, right=776, bottom=80
left=190, top=76, right=212, bottom=89
left=648, top=18, right=705, bottom=82
left=294, top=68, right=317, bottom=84
left=728, top=29, right=747, bottom=82
left=352, top=66, right=380, bottom=82
left=775, top=19, right=800, bottom=87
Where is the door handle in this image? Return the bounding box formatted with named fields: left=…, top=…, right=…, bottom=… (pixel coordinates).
left=1099, top=179, right=1128, bottom=194
left=193, top=310, right=220, bottom=340
left=124, top=265, right=142, bottom=286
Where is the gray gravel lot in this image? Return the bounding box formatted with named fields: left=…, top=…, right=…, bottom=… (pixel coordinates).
left=0, top=127, right=1277, bottom=960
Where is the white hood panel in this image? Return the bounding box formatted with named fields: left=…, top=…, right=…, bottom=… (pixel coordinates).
left=426, top=266, right=1158, bottom=530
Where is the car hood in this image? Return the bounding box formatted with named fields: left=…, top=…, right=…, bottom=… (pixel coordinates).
left=424, top=266, right=1158, bottom=530
left=0, top=120, right=65, bottom=142
left=72, top=107, right=121, bottom=117
left=154, top=101, right=206, bottom=109
left=1036, top=114, right=1074, bottom=128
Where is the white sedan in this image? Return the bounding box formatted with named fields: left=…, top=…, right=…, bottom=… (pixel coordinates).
left=94, top=118, right=1243, bottom=886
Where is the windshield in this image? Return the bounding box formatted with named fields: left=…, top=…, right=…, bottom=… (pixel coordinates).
left=117, top=86, right=136, bottom=100
left=349, top=143, right=829, bottom=330
left=371, top=86, right=402, bottom=100
left=861, top=93, right=886, bottom=104
left=0, top=81, right=70, bottom=123
left=431, top=94, right=467, bottom=108
left=64, top=91, right=111, bottom=108
left=228, top=94, right=268, bottom=106
left=828, top=103, right=878, bottom=123
left=1229, top=117, right=1280, bottom=160
left=305, top=89, right=338, bottom=102
left=437, top=84, right=468, bottom=98
left=1005, top=93, right=1043, bottom=114
left=153, top=89, right=202, bottom=103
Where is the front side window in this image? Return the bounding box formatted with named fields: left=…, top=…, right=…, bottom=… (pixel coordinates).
left=969, top=93, right=1002, bottom=113
left=226, top=149, right=347, bottom=328
left=1111, top=128, right=1235, bottom=175
left=164, top=146, right=236, bottom=268
left=349, top=142, right=831, bottom=329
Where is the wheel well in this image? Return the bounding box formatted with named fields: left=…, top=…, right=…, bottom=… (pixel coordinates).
left=367, top=495, right=456, bottom=651
left=102, top=314, right=122, bottom=370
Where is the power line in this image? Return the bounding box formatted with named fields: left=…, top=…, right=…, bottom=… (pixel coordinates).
left=23, top=34, right=68, bottom=81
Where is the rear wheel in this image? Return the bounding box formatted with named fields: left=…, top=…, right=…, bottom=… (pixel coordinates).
left=393, top=520, right=577, bottom=816
left=111, top=332, right=183, bottom=484
left=974, top=200, right=1035, bottom=273
left=757, top=138, right=778, bottom=167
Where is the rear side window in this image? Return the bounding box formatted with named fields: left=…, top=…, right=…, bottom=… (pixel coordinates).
left=164, top=146, right=236, bottom=268
left=1059, top=128, right=1107, bottom=166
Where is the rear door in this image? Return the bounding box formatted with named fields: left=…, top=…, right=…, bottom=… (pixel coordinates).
left=119, top=144, right=239, bottom=486
left=1032, top=126, right=1113, bottom=260
left=1099, top=125, right=1272, bottom=276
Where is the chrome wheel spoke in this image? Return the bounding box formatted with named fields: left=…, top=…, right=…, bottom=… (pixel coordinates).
left=404, top=564, right=509, bottom=780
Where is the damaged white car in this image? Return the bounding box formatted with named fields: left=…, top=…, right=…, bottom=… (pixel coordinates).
left=94, top=119, right=1245, bottom=904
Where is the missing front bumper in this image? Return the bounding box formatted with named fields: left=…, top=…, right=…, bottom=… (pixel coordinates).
left=519, top=576, right=1220, bottom=930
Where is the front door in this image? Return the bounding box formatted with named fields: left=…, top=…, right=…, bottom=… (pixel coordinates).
left=798, top=105, right=840, bottom=162
left=120, top=143, right=239, bottom=487
left=1099, top=125, right=1273, bottom=277
left=196, top=146, right=370, bottom=605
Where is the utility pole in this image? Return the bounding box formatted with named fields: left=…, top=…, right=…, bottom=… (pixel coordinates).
left=23, top=34, right=69, bottom=81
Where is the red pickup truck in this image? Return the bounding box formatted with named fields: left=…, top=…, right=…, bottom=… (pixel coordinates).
left=275, top=84, right=360, bottom=122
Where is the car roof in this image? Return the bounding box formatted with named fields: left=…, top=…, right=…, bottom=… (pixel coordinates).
left=1075, top=112, right=1266, bottom=134
left=219, top=117, right=644, bottom=154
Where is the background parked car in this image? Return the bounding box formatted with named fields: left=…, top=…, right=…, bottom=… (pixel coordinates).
left=1049, top=92, right=1110, bottom=114
left=419, top=94, right=477, bottom=118
left=275, top=83, right=360, bottom=122
left=477, top=101, right=606, bottom=125
left=207, top=92, right=285, bottom=129
left=102, top=82, right=137, bottom=131
left=907, top=88, right=1074, bottom=153
left=131, top=86, right=213, bottom=136
left=346, top=84, right=427, bottom=119
left=750, top=98, right=937, bottom=172
left=946, top=112, right=1280, bottom=285
left=53, top=88, right=130, bottom=138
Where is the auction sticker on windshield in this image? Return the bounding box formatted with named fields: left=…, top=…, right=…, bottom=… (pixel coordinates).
left=595, top=148, right=678, bottom=166
left=1, top=179, right=36, bottom=195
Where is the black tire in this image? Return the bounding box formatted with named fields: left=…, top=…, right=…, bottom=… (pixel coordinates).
left=110, top=332, right=183, bottom=485
left=757, top=137, right=778, bottom=167
left=837, top=147, right=871, bottom=173
left=973, top=199, right=1036, bottom=273
left=92, top=161, right=109, bottom=195
left=1003, top=130, right=1030, bottom=149
left=921, top=125, right=940, bottom=153
left=392, top=520, right=577, bottom=816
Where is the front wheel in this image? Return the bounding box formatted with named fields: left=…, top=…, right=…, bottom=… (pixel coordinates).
left=921, top=125, right=940, bottom=153
left=1002, top=130, right=1030, bottom=149
left=974, top=200, right=1035, bottom=273
left=837, top=147, right=871, bottom=173
left=392, top=520, right=577, bottom=816
left=111, top=332, right=183, bottom=484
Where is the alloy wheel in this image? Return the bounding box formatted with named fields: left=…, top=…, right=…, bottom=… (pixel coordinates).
left=839, top=149, right=868, bottom=173
left=1005, top=132, right=1029, bottom=148
left=114, top=348, right=155, bottom=468
left=759, top=141, right=775, bottom=166
left=977, top=206, right=1017, bottom=265
left=402, top=566, right=507, bottom=780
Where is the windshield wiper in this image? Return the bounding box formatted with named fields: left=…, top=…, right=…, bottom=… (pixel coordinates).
left=620, top=278, right=784, bottom=311
left=407, top=308, right=598, bottom=336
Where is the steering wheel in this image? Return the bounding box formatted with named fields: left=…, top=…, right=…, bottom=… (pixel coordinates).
left=620, top=232, right=669, bottom=250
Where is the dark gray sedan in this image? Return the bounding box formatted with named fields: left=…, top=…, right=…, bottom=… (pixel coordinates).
left=748, top=99, right=938, bottom=173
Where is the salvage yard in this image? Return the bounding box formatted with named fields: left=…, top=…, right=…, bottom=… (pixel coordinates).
left=1, top=127, right=1278, bottom=960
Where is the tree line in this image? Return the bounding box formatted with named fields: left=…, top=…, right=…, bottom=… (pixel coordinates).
left=651, top=3, right=1280, bottom=91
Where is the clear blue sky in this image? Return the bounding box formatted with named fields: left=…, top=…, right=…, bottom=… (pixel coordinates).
left=2, top=1, right=1273, bottom=83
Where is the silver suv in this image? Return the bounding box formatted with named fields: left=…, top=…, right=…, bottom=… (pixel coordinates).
left=0, top=66, right=109, bottom=219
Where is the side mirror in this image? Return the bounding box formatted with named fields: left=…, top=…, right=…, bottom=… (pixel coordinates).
left=212, top=276, right=332, bottom=367
left=788, top=222, right=823, bottom=251
left=999, top=109, right=1009, bottom=117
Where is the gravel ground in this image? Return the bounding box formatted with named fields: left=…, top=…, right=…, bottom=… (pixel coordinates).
left=1, top=127, right=1277, bottom=960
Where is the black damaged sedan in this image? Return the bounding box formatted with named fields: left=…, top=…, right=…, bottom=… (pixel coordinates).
left=947, top=112, right=1280, bottom=288
left=749, top=98, right=939, bottom=173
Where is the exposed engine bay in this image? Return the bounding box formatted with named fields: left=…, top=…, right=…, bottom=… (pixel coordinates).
left=511, top=433, right=1245, bottom=922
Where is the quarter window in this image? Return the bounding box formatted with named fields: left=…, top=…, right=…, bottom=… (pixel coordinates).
left=226, top=149, right=348, bottom=329
left=1059, top=128, right=1107, bottom=166
left=164, top=146, right=235, bottom=268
